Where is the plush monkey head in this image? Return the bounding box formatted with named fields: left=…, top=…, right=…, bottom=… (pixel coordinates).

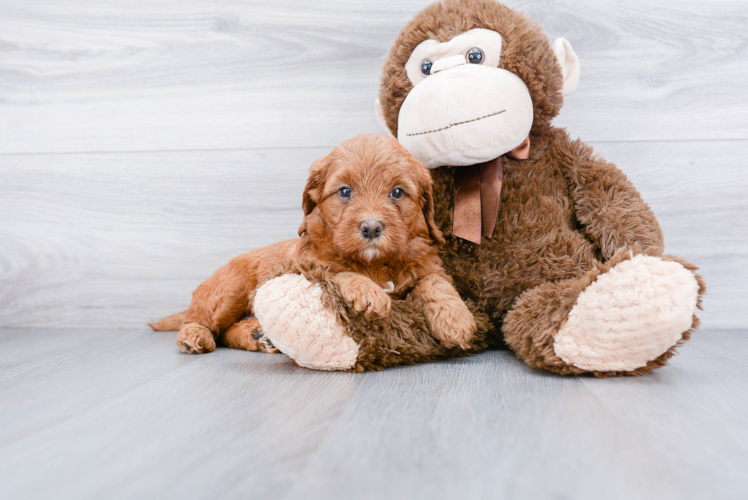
left=375, top=0, right=580, bottom=169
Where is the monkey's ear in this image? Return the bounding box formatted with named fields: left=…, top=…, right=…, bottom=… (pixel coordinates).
left=552, top=38, right=580, bottom=96
left=374, top=98, right=393, bottom=136
left=417, top=166, right=445, bottom=246
left=299, top=155, right=333, bottom=235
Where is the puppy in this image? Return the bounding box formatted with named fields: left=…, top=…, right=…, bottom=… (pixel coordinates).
left=150, top=134, right=476, bottom=355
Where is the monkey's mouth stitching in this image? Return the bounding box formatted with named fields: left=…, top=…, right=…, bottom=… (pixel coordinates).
left=406, top=110, right=505, bottom=137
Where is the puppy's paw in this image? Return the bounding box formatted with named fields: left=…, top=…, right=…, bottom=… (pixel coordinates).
left=411, top=274, right=477, bottom=349
left=252, top=329, right=280, bottom=354
left=333, top=273, right=392, bottom=318
left=177, top=323, right=216, bottom=354
left=224, top=318, right=280, bottom=353
left=345, top=283, right=392, bottom=318
left=424, top=299, right=477, bottom=349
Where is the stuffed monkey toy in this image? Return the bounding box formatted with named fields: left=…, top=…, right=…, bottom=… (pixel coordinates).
left=253, top=0, right=705, bottom=376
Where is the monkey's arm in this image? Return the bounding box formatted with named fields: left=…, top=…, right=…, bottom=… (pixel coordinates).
left=552, top=128, right=664, bottom=259
left=253, top=259, right=489, bottom=371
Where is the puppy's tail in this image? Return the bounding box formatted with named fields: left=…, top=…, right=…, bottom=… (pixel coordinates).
left=149, top=310, right=188, bottom=331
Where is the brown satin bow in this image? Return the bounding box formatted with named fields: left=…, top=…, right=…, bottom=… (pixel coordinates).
left=452, top=135, right=530, bottom=244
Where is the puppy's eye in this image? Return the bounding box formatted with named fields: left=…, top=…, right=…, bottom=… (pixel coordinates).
left=421, top=60, right=433, bottom=76
left=466, top=47, right=484, bottom=64
left=390, top=187, right=404, bottom=199
left=338, top=186, right=352, bottom=199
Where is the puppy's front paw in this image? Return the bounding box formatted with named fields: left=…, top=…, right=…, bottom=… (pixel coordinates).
left=411, top=274, right=477, bottom=349
left=345, top=283, right=392, bottom=318
left=424, top=299, right=477, bottom=349
left=334, top=273, right=392, bottom=318
left=177, top=323, right=216, bottom=354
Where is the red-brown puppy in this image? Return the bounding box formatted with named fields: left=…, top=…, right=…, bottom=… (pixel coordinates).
left=151, top=134, right=476, bottom=355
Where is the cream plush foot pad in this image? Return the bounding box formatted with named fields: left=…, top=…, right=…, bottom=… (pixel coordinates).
left=253, top=274, right=359, bottom=371
left=554, top=255, right=699, bottom=372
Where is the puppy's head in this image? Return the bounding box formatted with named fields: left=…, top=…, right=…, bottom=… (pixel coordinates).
left=299, top=134, right=443, bottom=265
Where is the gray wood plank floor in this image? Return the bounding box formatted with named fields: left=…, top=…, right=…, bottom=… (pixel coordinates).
left=0, top=328, right=746, bottom=500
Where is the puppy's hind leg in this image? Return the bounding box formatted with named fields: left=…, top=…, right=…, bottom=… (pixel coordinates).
left=219, top=318, right=280, bottom=353
left=178, top=323, right=216, bottom=354
left=177, top=261, right=252, bottom=354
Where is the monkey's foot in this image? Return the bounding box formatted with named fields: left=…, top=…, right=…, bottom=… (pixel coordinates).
left=253, top=274, right=359, bottom=371
left=553, top=255, right=699, bottom=372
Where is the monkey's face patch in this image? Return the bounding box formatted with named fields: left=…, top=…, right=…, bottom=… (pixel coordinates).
left=396, top=28, right=534, bottom=169
left=404, top=28, right=504, bottom=85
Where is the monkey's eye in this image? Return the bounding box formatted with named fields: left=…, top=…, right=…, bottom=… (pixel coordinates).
left=420, top=60, right=433, bottom=76
left=339, top=186, right=352, bottom=199
left=390, top=187, right=404, bottom=199
left=466, top=47, right=484, bottom=64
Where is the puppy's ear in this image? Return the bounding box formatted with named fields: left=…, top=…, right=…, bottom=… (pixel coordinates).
left=299, top=154, right=334, bottom=236
left=416, top=165, right=445, bottom=246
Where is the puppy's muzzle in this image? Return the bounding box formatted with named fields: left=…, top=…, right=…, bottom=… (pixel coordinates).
left=360, top=219, right=384, bottom=240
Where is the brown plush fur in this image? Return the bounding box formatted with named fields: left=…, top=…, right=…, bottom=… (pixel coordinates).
left=264, top=259, right=491, bottom=371
left=150, top=134, right=477, bottom=353
left=502, top=248, right=706, bottom=377
left=298, top=0, right=704, bottom=375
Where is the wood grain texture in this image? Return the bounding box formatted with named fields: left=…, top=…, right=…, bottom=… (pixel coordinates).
left=1, top=2, right=746, bottom=499
left=0, top=0, right=747, bottom=154
left=0, top=140, right=744, bottom=329
left=0, top=327, right=746, bottom=499
left=0, top=147, right=315, bottom=327
left=0, top=0, right=745, bottom=328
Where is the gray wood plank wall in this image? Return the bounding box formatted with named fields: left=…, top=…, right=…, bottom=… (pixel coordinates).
left=1, top=0, right=746, bottom=329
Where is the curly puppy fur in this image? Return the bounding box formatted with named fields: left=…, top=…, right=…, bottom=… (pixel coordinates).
left=150, top=134, right=477, bottom=354
left=349, top=0, right=703, bottom=376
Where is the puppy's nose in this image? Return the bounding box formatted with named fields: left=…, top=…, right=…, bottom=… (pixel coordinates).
left=360, top=219, right=384, bottom=240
